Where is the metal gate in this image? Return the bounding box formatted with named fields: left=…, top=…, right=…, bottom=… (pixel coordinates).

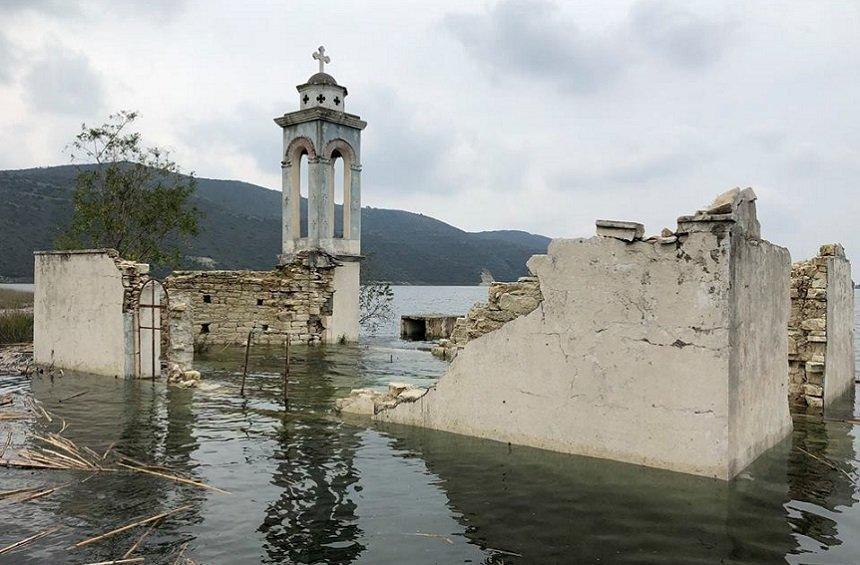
left=136, top=279, right=167, bottom=378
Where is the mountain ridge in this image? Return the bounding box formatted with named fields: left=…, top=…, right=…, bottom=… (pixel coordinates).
left=0, top=164, right=551, bottom=284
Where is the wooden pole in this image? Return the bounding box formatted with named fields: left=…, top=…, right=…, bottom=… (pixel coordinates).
left=240, top=327, right=254, bottom=396
left=283, top=333, right=290, bottom=410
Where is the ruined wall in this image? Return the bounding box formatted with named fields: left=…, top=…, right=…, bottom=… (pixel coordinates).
left=33, top=249, right=148, bottom=377
left=824, top=252, right=854, bottom=404
left=327, top=261, right=360, bottom=343
left=433, top=277, right=542, bottom=359
left=728, top=236, right=792, bottom=474
left=165, top=259, right=335, bottom=347
left=789, top=244, right=854, bottom=411
left=355, top=189, right=792, bottom=480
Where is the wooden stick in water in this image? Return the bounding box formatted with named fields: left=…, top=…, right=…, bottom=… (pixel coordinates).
left=102, top=441, right=117, bottom=460
left=69, top=504, right=193, bottom=549
left=283, top=333, right=290, bottom=410
left=0, top=431, right=11, bottom=459
left=59, top=391, right=87, bottom=403
left=122, top=518, right=161, bottom=559
left=0, top=526, right=62, bottom=555
left=117, top=462, right=231, bottom=494
left=797, top=446, right=856, bottom=482
left=0, top=487, right=42, bottom=499
left=240, top=327, right=254, bottom=396
left=81, top=558, right=145, bottom=565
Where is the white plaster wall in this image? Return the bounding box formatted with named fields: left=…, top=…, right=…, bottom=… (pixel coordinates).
left=377, top=230, right=793, bottom=480
left=34, top=251, right=128, bottom=377
left=727, top=236, right=792, bottom=477
left=327, top=261, right=360, bottom=343
left=824, top=256, right=855, bottom=405
left=378, top=234, right=746, bottom=478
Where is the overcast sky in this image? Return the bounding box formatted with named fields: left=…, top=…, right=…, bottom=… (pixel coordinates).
left=1, top=0, right=859, bottom=265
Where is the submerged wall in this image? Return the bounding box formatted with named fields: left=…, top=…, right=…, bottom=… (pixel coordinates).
left=33, top=249, right=148, bottom=377
left=165, top=257, right=336, bottom=347
left=788, top=244, right=855, bottom=411
left=358, top=189, right=792, bottom=480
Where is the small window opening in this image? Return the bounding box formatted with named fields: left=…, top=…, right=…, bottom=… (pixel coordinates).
left=262, top=324, right=269, bottom=332
left=200, top=323, right=210, bottom=334
left=257, top=298, right=264, bottom=306
left=203, top=294, right=212, bottom=303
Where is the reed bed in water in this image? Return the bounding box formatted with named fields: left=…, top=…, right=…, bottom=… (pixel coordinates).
left=0, top=397, right=229, bottom=493
left=0, top=393, right=217, bottom=560
left=0, top=311, right=33, bottom=344
left=0, top=288, right=33, bottom=310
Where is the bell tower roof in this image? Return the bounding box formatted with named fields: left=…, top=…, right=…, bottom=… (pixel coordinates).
left=306, top=72, right=338, bottom=86
left=296, top=46, right=348, bottom=112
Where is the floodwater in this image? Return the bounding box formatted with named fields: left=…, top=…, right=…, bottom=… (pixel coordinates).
left=1, top=286, right=859, bottom=564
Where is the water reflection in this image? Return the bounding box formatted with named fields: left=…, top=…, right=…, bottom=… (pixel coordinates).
left=256, top=348, right=365, bottom=563
left=0, top=336, right=858, bottom=564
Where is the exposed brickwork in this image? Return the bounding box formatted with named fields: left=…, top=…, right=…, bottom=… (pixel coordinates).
left=788, top=243, right=844, bottom=411
left=165, top=255, right=335, bottom=347
left=433, top=277, right=542, bottom=359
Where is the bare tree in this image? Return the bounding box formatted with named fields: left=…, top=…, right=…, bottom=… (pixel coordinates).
left=359, top=281, right=394, bottom=335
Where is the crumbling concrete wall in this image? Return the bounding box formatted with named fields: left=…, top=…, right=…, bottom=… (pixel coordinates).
left=165, top=257, right=335, bottom=347
left=33, top=249, right=148, bottom=377
left=347, top=188, right=792, bottom=480
left=432, top=277, right=542, bottom=359
left=789, top=244, right=854, bottom=411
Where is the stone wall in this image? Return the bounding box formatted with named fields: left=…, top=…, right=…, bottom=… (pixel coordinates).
left=342, top=188, right=794, bottom=480
left=788, top=244, right=854, bottom=411
left=165, top=257, right=335, bottom=347
left=432, top=277, right=542, bottom=359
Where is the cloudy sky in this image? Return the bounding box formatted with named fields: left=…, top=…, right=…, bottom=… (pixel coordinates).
left=1, top=0, right=859, bottom=265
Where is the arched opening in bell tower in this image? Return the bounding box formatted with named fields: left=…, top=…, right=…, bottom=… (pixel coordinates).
left=332, top=152, right=345, bottom=238
left=299, top=153, right=309, bottom=238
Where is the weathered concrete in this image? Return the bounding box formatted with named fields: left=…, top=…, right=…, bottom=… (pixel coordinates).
left=824, top=250, right=855, bottom=404
left=328, top=260, right=360, bottom=343
left=347, top=189, right=792, bottom=480
left=401, top=314, right=460, bottom=341
left=33, top=249, right=149, bottom=377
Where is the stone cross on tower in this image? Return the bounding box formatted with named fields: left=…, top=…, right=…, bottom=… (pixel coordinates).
left=312, top=46, right=330, bottom=73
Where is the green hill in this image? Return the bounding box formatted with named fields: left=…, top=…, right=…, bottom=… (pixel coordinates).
left=0, top=165, right=550, bottom=285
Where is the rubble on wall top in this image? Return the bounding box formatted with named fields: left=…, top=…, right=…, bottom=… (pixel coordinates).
left=819, top=243, right=846, bottom=258
left=595, top=220, right=645, bottom=242
left=676, top=186, right=761, bottom=239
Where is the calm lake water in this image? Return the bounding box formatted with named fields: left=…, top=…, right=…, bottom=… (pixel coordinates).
left=1, top=286, right=859, bottom=564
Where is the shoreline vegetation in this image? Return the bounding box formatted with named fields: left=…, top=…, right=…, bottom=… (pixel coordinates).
left=0, top=288, right=34, bottom=345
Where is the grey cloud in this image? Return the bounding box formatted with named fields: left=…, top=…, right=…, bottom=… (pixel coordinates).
left=444, top=0, right=736, bottom=94
left=23, top=47, right=104, bottom=115
left=630, top=0, right=736, bottom=69
left=0, top=33, right=16, bottom=83
left=182, top=102, right=282, bottom=174
left=359, top=89, right=448, bottom=195
left=0, top=0, right=185, bottom=19
left=444, top=0, right=627, bottom=94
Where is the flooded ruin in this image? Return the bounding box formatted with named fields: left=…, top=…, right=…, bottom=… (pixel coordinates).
left=1, top=286, right=859, bottom=563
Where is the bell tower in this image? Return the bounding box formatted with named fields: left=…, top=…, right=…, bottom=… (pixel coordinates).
left=275, top=46, right=366, bottom=342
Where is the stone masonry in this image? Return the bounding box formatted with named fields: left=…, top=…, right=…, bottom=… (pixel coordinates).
left=788, top=244, right=855, bottom=412
left=165, top=255, right=335, bottom=348
left=432, top=277, right=543, bottom=359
